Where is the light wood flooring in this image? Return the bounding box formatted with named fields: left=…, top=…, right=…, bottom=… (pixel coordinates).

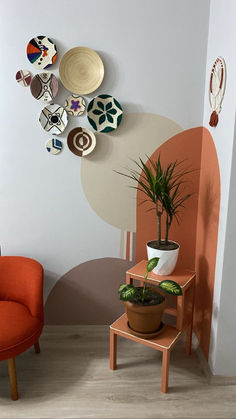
left=0, top=326, right=235, bottom=419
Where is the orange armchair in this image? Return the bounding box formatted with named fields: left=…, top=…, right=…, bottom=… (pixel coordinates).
left=0, top=256, right=44, bottom=400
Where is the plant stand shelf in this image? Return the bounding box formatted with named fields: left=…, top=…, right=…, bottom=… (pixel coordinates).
left=110, top=261, right=196, bottom=393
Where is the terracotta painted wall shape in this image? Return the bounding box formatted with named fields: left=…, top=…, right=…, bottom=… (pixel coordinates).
left=135, top=127, right=220, bottom=360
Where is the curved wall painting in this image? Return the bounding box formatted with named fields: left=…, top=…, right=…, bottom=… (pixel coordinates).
left=136, top=127, right=220, bottom=359
left=45, top=117, right=220, bottom=360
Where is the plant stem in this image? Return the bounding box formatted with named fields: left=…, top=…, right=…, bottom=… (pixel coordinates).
left=142, top=271, right=148, bottom=302
left=156, top=201, right=162, bottom=247
left=165, top=214, right=169, bottom=244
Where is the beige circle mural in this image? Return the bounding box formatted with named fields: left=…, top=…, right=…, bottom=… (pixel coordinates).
left=81, top=113, right=182, bottom=233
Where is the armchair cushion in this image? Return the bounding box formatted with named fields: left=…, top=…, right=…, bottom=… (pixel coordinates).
left=0, top=301, right=43, bottom=362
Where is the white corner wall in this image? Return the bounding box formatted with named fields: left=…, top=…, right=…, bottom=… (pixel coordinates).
left=203, top=0, right=236, bottom=375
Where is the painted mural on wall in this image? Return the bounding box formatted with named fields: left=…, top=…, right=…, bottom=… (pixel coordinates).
left=16, top=36, right=221, bottom=360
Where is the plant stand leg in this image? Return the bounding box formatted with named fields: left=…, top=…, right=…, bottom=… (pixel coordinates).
left=110, top=330, right=117, bottom=370
left=8, top=358, right=18, bottom=401
left=161, top=349, right=170, bottom=393
left=34, top=341, right=40, bottom=354
left=186, top=324, right=192, bottom=355
left=186, top=280, right=195, bottom=355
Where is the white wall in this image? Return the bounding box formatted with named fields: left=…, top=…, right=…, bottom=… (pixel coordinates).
left=0, top=0, right=210, bottom=298
left=203, top=0, right=236, bottom=374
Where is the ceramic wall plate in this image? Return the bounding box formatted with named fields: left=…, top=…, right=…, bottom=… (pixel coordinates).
left=87, top=94, right=123, bottom=132
left=16, top=70, right=31, bottom=86
left=65, top=95, right=86, bottom=116
left=39, top=104, right=68, bottom=135
left=67, top=127, right=96, bottom=157
left=27, top=36, right=58, bottom=69
left=59, top=47, right=104, bottom=95
left=30, top=72, right=59, bottom=102
left=46, top=138, right=63, bottom=154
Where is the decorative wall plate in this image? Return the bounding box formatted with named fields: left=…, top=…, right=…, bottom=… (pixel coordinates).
left=39, top=104, right=68, bottom=135
left=67, top=127, right=96, bottom=157
left=209, top=56, right=226, bottom=127
left=59, top=47, right=104, bottom=95
left=16, top=70, right=31, bottom=86
left=46, top=138, right=63, bottom=154
left=65, top=95, right=86, bottom=116
left=27, top=36, right=58, bottom=69
left=30, top=72, right=59, bottom=102
left=87, top=94, right=123, bottom=132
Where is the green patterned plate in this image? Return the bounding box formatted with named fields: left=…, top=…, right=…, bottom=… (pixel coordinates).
left=87, top=94, right=123, bottom=133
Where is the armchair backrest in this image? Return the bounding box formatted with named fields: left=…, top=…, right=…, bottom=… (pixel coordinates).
left=0, top=256, right=44, bottom=321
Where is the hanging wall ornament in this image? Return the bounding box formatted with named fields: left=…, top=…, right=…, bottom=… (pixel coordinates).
left=59, top=46, right=104, bottom=94
left=16, top=70, right=31, bottom=87
left=67, top=127, right=96, bottom=157
left=87, top=94, right=123, bottom=132
left=65, top=94, right=86, bottom=116
left=39, top=104, right=68, bottom=135
left=27, top=36, right=58, bottom=69
left=209, top=57, right=226, bottom=127
left=30, top=72, right=59, bottom=102
left=46, top=138, right=63, bottom=154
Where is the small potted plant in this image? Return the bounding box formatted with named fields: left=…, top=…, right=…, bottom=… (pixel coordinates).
left=116, top=155, right=192, bottom=275
left=119, top=258, right=182, bottom=337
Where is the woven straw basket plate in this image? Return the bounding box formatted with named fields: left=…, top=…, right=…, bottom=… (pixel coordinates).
left=59, top=47, right=104, bottom=95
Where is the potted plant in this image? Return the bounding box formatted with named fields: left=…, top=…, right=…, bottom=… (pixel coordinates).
left=116, top=155, right=192, bottom=275
left=119, top=258, right=182, bottom=337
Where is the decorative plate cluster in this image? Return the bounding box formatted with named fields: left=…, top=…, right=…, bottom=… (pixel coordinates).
left=16, top=36, right=123, bottom=157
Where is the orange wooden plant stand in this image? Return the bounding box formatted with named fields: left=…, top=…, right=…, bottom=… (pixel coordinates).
left=110, top=260, right=196, bottom=393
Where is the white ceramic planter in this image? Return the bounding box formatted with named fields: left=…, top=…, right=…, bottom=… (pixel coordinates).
left=146, top=241, right=180, bottom=275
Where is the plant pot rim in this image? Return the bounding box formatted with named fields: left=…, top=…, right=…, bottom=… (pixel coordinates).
left=147, top=240, right=180, bottom=251
left=123, top=293, right=167, bottom=312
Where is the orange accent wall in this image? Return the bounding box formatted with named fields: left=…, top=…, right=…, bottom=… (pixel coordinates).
left=136, top=127, right=220, bottom=359
left=194, top=128, right=220, bottom=359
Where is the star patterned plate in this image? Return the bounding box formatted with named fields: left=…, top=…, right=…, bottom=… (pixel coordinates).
left=65, top=95, right=86, bottom=116
left=87, top=94, right=123, bottom=132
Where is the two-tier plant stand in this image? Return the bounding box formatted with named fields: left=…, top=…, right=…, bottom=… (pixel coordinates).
left=110, top=260, right=196, bottom=393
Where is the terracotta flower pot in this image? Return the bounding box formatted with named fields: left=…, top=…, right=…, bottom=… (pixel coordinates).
left=123, top=290, right=167, bottom=334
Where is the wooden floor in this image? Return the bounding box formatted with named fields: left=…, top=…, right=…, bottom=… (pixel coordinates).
left=0, top=326, right=235, bottom=418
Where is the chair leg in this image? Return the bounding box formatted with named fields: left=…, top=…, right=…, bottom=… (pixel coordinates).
left=7, top=358, right=18, bottom=401
left=34, top=341, right=40, bottom=354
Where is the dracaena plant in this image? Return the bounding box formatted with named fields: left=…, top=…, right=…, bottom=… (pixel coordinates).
left=119, top=258, right=182, bottom=304
left=116, top=155, right=192, bottom=248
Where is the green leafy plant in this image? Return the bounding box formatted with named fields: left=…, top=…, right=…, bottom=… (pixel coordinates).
left=118, top=258, right=182, bottom=305
left=116, top=155, right=192, bottom=248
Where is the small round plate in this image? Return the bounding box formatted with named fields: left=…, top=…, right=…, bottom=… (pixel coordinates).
left=67, top=127, right=96, bottom=157
left=16, top=70, right=31, bottom=87
left=27, top=36, right=58, bottom=69
left=87, top=94, right=123, bottom=132
left=59, top=46, right=104, bottom=95
left=65, top=95, right=86, bottom=116
left=46, top=138, right=63, bottom=154
left=127, top=321, right=165, bottom=339
left=39, top=104, right=68, bottom=135
left=31, top=72, right=58, bottom=102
